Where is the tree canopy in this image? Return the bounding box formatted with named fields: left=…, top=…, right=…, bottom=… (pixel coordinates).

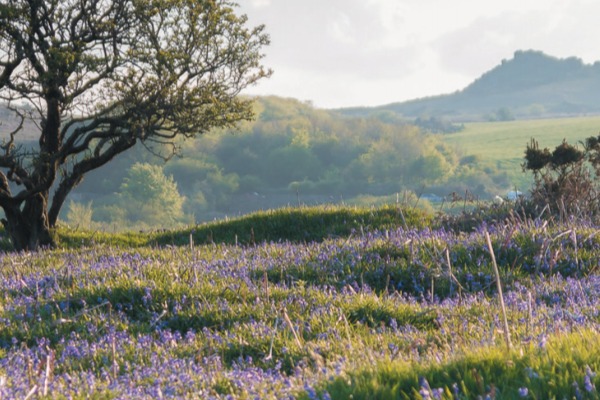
left=119, top=162, right=185, bottom=227
left=0, top=0, right=270, bottom=250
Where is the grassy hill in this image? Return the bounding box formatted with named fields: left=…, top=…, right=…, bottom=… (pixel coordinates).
left=339, top=50, right=600, bottom=122
left=55, top=204, right=432, bottom=249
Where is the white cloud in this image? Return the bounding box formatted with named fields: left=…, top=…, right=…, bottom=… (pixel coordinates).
left=248, top=0, right=271, bottom=8
left=239, top=0, right=600, bottom=108
left=327, top=13, right=355, bottom=45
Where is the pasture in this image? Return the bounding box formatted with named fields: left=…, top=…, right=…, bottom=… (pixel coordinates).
left=1, top=205, right=599, bottom=398
left=443, top=115, right=600, bottom=190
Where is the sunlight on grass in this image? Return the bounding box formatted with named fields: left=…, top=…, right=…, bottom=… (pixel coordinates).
left=443, top=116, right=600, bottom=189
left=314, top=330, right=600, bottom=399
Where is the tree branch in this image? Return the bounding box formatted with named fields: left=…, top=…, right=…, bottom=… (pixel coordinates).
left=49, top=134, right=136, bottom=225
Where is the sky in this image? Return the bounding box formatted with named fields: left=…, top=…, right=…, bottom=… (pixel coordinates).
left=238, top=0, right=600, bottom=109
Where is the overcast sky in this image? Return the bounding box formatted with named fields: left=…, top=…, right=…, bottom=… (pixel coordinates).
left=237, top=0, right=600, bottom=109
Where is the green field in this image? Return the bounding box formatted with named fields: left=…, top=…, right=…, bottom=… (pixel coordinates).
left=443, top=115, right=600, bottom=190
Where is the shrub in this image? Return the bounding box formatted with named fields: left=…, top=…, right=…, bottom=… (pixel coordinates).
left=523, top=136, right=600, bottom=219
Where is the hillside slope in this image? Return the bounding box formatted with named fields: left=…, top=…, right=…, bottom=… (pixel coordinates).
left=339, top=50, right=600, bottom=121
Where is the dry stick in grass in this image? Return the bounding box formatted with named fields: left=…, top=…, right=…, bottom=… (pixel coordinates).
left=24, top=385, right=38, bottom=400
left=51, top=300, right=112, bottom=327
left=445, top=247, right=465, bottom=298
left=527, top=291, right=533, bottom=337
left=265, top=317, right=280, bottom=361
left=282, top=308, right=303, bottom=348
left=485, top=230, right=512, bottom=350
left=571, top=228, right=579, bottom=269
left=43, top=347, right=54, bottom=397
left=430, top=276, right=434, bottom=303
left=150, top=309, right=168, bottom=328
left=338, top=309, right=354, bottom=350
left=112, top=333, right=119, bottom=380
left=263, top=270, right=270, bottom=301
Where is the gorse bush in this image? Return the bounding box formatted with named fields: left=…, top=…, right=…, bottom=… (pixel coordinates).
left=523, top=135, right=600, bottom=219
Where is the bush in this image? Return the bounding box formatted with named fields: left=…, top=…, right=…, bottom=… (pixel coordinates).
left=523, top=137, right=600, bottom=219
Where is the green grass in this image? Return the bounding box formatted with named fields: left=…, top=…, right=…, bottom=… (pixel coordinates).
left=54, top=204, right=432, bottom=249
left=311, top=330, right=600, bottom=399
left=443, top=115, right=600, bottom=189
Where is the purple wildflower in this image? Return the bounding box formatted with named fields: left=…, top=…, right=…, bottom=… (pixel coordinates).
left=419, top=376, right=432, bottom=399
left=584, top=366, right=596, bottom=393
left=537, top=334, right=547, bottom=349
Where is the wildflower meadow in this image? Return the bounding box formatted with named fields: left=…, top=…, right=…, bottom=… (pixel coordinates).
left=1, top=206, right=599, bottom=399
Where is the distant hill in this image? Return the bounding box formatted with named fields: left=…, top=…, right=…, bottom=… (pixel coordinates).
left=338, top=50, right=600, bottom=122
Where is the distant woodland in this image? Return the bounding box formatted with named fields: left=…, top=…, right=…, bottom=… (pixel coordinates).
left=65, top=96, right=510, bottom=230
left=8, top=49, right=596, bottom=231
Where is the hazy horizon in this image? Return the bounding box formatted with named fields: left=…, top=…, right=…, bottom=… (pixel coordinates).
left=239, top=0, right=600, bottom=109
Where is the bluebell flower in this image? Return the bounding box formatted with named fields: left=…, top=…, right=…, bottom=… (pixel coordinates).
left=419, top=376, right=432, bottom=398
left=537, top=334, right=547, bottom=349
left=584, top=367, right=596, bottom=393
left=584, top=374, right=595, bottom=393
left=573, top=381, right=583, bottom=400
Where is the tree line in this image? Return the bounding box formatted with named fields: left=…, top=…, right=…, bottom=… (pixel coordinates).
left=67, top=96, right=511, bottom=230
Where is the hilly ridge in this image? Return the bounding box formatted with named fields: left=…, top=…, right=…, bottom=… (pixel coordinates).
left=339, top=50, right=600, bottom=122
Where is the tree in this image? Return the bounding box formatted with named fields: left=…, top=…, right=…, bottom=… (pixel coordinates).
left=65, top=199, right=95, bottom=229
left=0, top=0, right=270, bottom=250
left=119, top=162, right=185, bottom=227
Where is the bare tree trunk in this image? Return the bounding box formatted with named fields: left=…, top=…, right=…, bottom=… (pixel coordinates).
left=2, top=193, right=55, bottom=251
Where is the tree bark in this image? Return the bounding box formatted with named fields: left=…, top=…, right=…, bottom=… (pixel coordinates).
left=2, top=193, right=55, bottom=251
